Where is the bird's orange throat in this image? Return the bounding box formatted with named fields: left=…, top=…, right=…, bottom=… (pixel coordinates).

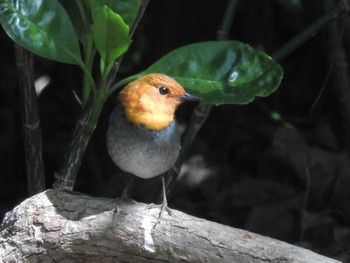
left=122, top=99, right=176, bottom=131
left=121, top=87, right=179, bottom=131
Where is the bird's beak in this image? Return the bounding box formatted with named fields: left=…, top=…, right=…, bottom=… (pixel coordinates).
left=177, top=92, right=201, bottom=102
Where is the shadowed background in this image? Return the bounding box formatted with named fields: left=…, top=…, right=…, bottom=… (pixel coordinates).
left=0, top=0, right=349, bottom=261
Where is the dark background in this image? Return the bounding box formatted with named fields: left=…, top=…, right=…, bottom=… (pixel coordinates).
left=1, top=0, right=349, bottom=261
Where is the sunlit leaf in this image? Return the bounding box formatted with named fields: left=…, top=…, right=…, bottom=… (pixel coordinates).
left=91, top=5, right=131, bottom=74
left=0, top=0, right=82, bottom=65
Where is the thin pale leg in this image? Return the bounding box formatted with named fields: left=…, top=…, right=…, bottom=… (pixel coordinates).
left=154, top=175, right=172, bottom=227
left=121, top=176, right=134, bottom=200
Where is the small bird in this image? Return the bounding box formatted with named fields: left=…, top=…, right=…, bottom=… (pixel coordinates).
left=107, top=73, right=199, bottom=222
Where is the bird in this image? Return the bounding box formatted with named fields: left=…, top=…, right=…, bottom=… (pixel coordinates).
left=106, top=73, right=200, bottom=223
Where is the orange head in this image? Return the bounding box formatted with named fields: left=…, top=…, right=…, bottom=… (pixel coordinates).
left=120, top=73, right=199, bottom=131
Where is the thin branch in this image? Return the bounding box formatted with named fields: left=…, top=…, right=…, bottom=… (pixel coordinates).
left=273, top=0, right=348, bottom=61
left=54, top=0, right=151, bottom=190
left=217, top=0, right=240, bottom=41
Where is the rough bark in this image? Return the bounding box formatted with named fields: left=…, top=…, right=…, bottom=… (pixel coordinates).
left=0, top=189, right=340, bottom=263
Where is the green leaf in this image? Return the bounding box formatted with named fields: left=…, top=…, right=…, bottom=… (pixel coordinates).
left=113, top=0, right=140, bottom=28
left=142, top=41, right=283, bottom=105
left=59, top=0, right=90, bottom=43
left=0, top=0, right=82, bottom=65
left=91, top=5, right=131, bottom=75
left=60, top=0, right=140, bottom=44
left=89, top=0, right=140, bottom=28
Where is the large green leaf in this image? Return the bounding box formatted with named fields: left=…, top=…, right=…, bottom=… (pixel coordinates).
left=91, top=5, right=131, bottom=75
left=0, top=0, right=82, bottom=65
left=142, top=41, right=283, bottom=105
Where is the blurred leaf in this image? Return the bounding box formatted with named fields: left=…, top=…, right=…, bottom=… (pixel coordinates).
left=0, top=0, right=82, bottom=65
left=142, top=41, right=283, bottom=105
left=89, top=0, right=140, bottom=28
left=91, top=5, right=131, bottom=74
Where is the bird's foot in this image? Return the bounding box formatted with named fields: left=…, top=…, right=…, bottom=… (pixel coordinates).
left=153, top=199, right=172, bottom=228
left=119, top=176, right=134, bottom=201
left=120, top=189, right=129, bottom=201
left=152, top=174, right=172, bottom=228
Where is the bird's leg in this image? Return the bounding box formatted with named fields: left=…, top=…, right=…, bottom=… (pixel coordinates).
left=154, top=175, right=172, bottom=227
left=121, top=176, right=134, bottom=200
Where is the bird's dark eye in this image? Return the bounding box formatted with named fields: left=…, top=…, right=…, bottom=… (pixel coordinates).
left=159, top=86, right=168, bottom=95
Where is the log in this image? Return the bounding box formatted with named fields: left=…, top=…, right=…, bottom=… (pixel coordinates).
left=0, top=189, right=340, bottom=263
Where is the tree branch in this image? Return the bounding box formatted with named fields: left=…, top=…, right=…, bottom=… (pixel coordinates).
left=0, top=190, right=340, bottom=263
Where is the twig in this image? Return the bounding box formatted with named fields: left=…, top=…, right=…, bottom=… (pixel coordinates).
left=273, top=0, right=348, bottom=61
left=217, top=0, right=239, bottom=41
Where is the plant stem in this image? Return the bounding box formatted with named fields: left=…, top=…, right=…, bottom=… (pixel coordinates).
left=14, top=44, right=45, bottom=195
left=106, top=0, right=150, bottom=94
left=217, top=0, right=239, bottom=41
left=82, top=33, right=96, bottom=106
left=273, top=0, right=348, bottom=61
left=54, top=90, right=106, bottom=190
left=53, top=0, right=150, bottom=190
left=165, top=0, right=240, bottom=193
left=165, top=102, right=212, bottom=192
